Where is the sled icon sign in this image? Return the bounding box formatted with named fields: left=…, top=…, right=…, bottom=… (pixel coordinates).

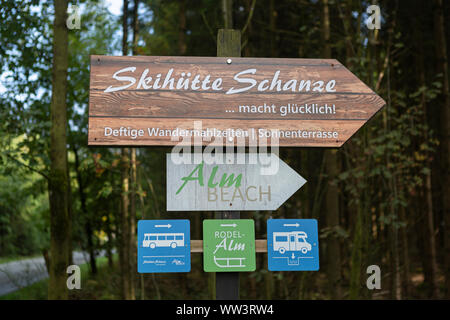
left=138, top=220, right=191, bottom=273
left=267, top=219, right=319, bottom=271
left=203, top=219, right=256, bottom=272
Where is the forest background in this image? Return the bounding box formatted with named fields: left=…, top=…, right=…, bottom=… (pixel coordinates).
left=0, top=0, right=449, bottom=300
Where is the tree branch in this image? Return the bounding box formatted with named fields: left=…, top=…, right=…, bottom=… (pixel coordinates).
left=5, top=153, right=49, bottom=180
left=242, top=0, right=256, bottom=35
left=200, top=10, right=216, bottom=44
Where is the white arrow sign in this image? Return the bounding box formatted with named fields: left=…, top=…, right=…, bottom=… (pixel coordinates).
left=284, top=223, right=300, bottom=227
left=166, top=153, right=306, bottom=211
left=220, top=224, right=237, bottom=227
left=155, top=224, right=172, bottom=228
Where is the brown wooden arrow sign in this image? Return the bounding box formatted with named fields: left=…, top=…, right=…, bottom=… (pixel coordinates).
left=88, top=55, right=385, bottom=147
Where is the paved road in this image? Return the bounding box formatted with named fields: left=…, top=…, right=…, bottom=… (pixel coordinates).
left=0, top=252, right=92, bottom=296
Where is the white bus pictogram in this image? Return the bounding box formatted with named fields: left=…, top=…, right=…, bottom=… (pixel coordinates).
left=143, top=233, right=185, bottom=249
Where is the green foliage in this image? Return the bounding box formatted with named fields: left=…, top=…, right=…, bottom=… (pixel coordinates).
left=0, top=0, right=447, bottom=300
left=0, top=153, right=49, bottom=257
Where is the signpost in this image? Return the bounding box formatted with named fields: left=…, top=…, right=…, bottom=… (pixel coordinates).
left=166, top=153, right=306, bottom=211
left=86, top=25, right=386, bottom=300
left=203, top=219, right=256, bottom=272
left=267, top=219, right=319, bottom=271
left=137, top=220, right=191, bottom=273
left=212, top=29, right=242, bottom=300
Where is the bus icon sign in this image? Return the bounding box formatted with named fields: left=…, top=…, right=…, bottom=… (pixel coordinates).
left=267, top=219, right=319, bottom=271
left=138, top=220, right=191, bottom=273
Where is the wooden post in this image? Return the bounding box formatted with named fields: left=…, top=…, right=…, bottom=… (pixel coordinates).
left=215, top=28, right=241, bottom=300
left=215, top=211, right=240, bottom=300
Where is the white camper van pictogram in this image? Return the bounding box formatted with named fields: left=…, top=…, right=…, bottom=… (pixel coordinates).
left=273, top=231, right=312, bottom=254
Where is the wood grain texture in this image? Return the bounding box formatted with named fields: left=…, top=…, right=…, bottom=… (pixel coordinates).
left=88, top=55, right=385, bottom=147
left=89, top=90, right=385, bottom=120
left=88, top=117, right=366, bottom=147
left=89, top=56, right=374, bottom=94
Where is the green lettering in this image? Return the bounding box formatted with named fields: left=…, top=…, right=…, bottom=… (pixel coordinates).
left=176, top=162, right=204, bottom=195
left=208, top=166, right=219, bottom=188
left=219, top=173, right=242, bottom=188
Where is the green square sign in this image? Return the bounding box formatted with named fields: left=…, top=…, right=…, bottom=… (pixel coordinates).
left=203, top=219, right=256, bottom=272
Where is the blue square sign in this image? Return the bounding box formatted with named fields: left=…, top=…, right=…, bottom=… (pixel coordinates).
left=267, top=219, right=319, bottom=271
left=138, top=220, right=191, bottom=273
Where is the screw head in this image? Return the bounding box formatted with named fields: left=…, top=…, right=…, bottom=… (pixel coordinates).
left=226, top=58, right=232, bottom=64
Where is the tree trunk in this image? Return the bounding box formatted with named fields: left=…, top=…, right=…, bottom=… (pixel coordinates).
left=66, top=160, right=73, bottom=268
left=416, top=18, right=440, bottom=297
left=73, top=147, right=97, bottom=275
left=388, top=177, right=401, bottom=300
left=132, top=0, right=139, bottom=54
left=349, top=209, right=362, bottom=299
left=48, top=0, right=70, bottom=300
left=120, top=0, right=135, bottom=300
left=130, top=148, right=136, bottom=297
left=399, top=206, right=412, bottom=298
left=425, top=173, right=439, bottom=298
left=138, top=166, right=147, bottom=300
left=178, top=0, right=187, bottom=55
left=120, top=148, right=132, bottom=299
left=105, top=212, right=114, bottom=268
left=128, top=0, right=140, bottom=299
left=222, top=0, right=233, bottom=29
left=269, top=0, right=276, bottom=57
left=433, top=0, right=450, bottom=299
left=175, top=1, right=190, bottom=296
left=322, top=0, right=342, bottom=299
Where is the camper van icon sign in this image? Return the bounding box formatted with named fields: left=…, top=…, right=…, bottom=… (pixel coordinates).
left=267, top=219, right=319, bottom=271
left=138, top=220, right=191, bottom=273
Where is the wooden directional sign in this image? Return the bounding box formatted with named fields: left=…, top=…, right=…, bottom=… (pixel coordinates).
left=88, top=55, right=385, bottom=147
left=166, top=153, right=306, bottom=211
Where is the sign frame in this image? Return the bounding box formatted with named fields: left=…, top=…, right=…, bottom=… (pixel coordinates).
left=166, top=153, right=306, bottom=211
left=203, top=219, right=256, bottom=273
left=137, top=219, right=191, bottom=273
left=267, top=219, right=320, bottom=271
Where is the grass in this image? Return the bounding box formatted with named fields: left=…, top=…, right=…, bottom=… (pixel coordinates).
left=0, top=277, right=48, bottom=300
left=0, top=255, right=115, bottom=300
left=1, top=254, right=211, bottom=300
